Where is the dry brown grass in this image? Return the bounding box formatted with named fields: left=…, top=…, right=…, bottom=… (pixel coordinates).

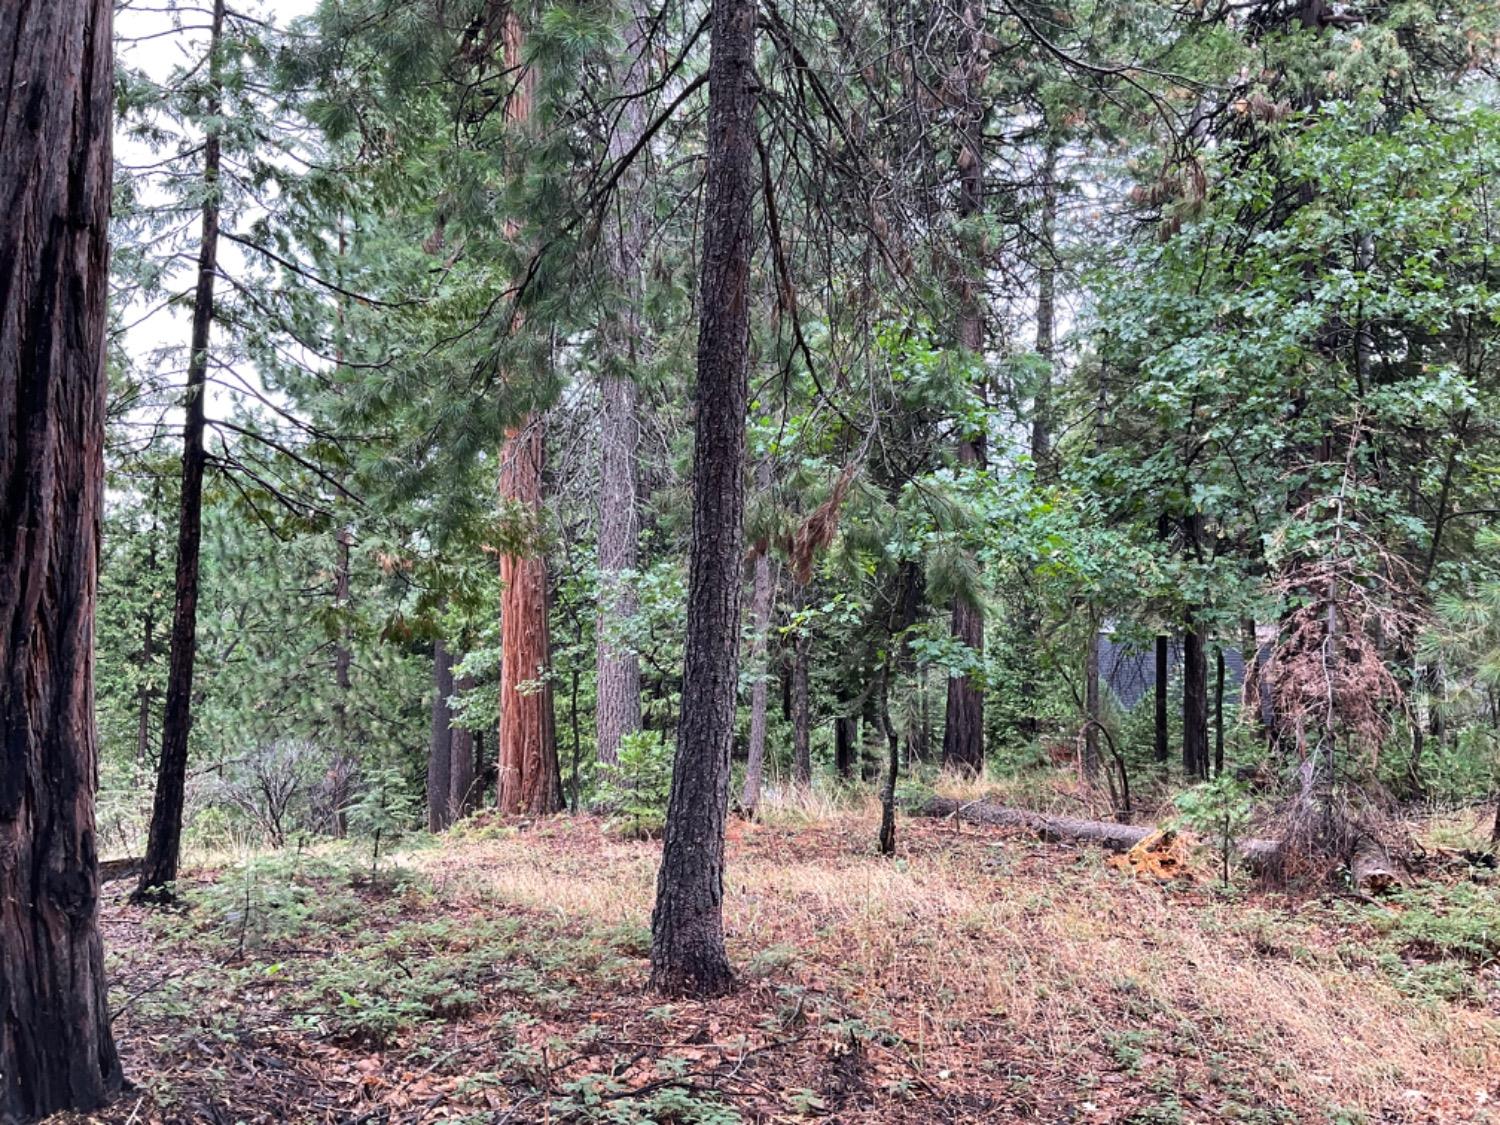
left=418, top=803, right=1499, bottom=1123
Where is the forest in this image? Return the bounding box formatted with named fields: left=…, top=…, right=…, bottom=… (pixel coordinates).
left=5, top=0, right=1500, bottom=1119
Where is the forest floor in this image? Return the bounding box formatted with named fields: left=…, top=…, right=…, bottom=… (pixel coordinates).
left=62, top=792, right=1500, bottom=1124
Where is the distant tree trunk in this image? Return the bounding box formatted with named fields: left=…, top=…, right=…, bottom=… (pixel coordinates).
left=835, top=715, right=858, bottom=780
left=740, top=470, right=775, bottom=813
left=650, top=0, right=756, bottom=999
left=450, top=672, right=477, bottom=817
left=595, top=3, right=650, bottom=766
left=0, top=0, right=124, bottom=1111
left=1183, top=611, right=1209, bottom=780
left=1084, top=617, right=1101, bottom=778
left=428, top=641, right=455, bottom=832
left=1214, top=647, right=1226, bottom=777
left=942, top=0, right=987, bottom=778
left=1154, top=634, right=1170, bottom=763
left=497, top=417, right=562, bottom=815
left=1030, top=143, right=1057, bottom=470
left=877, top=666, right=900, bottom=855
left=329, top=524, right=353, bottom=837
left=791, top=583, right=812, bottom=785
left=136, top=0, right=226, bottom=904
left=137, top=603, right=155, bottom=767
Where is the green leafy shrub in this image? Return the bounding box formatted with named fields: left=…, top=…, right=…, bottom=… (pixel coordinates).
left=599, top=730, right=674, bottom=838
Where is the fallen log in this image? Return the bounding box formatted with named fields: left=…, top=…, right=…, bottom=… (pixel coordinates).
left=915, top=797, right=1287, bottom=880
left=99, top=857, right=141, bottom=884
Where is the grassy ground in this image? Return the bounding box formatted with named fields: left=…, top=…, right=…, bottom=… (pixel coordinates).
left=66, top=794, right=1500, bottom=1123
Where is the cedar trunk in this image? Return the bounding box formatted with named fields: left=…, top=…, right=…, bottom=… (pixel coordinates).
left=427, top=641, right=455, bottom=832
left=649, top=0, right=757, bottom=998
left=0, top=0, right=123, bottom=1113
left=594, top=3, right=651, bottom=766
left=136, top=0, right=226, bottom=903
left=497, top=417, right=562, bottom=815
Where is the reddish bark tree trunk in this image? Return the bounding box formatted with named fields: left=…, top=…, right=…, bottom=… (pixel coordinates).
left=428, top=641, right=455, bottom=832
left=494, top=14, right=561, bottom=817
left=497, top=418, right=562, bottom=815
left=650, top=0, right=757, bottom=998
left=0, top=0, right=123, bottom=1112
left=136, top=0, right=226, bottom=903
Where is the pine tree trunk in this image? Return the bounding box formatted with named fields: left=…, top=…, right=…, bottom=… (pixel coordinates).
left=428, top=641, right=455, bottom=832
left=497, top=417, right=562, bottom=815
left=137, top=0, right=226, bottom=903
left=739, top=488, right=775, bottom=814
left=1154, top=633, right=1170, bottom=762
left=0, top=0, right=123, bottom=1111
left=1214, top=646, right=1226, bottom=777
left=594, top=2, right=651, bottom=766
left=942, top=0, right=987, bottom=777
left=835, top=715, right=858, bottom=780
left=649, top=0, right=757, bottom=998
left=450, top=672, right=477, bottom=817
left=1084, top=619, right=1101, bottom=778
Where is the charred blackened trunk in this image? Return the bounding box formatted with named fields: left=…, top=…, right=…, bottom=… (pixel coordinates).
left=136, top=0, right=226, bottom=903
left=428, top=641, right=455, bottom=832
left=649, top=0, right=757, bottom=998
left=0, top=0, right=123, bottom=1111
left=835, top=715, right=858, bottom=780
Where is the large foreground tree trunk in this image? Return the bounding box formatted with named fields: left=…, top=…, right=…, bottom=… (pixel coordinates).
left=649, top=0, right=757, bottom=999
left=136, top=0, right=227, bottom=903
left=427, top=641, right=455, bottom=832
left=0, top=0, right=123, bottom=1112
left=497, top=417, right=562, bottom=815
left=594, top=1, right=651, bottom=766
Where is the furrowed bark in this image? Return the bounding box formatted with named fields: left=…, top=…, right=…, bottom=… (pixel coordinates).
left=136, top=0, right=227, bottom=904
left=0, top=0, right=124, bottom=1111
left=594, top=0, right=651, bottom=766
left=650, top=0, right=757, bottom=998
left=427, top=641, right=455, bottom=832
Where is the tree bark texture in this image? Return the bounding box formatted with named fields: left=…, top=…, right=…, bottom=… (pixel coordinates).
left=428, top=641, right=455, bottom=832
left=0, top=0, right=123, bottom=1113
left=1183, top=611, right=1209, bottom=780
left=739, top=482, right=775, bottom=814
left=497, top=417, right=562, bottom=815
left=136, top=0, right=226, bottom=903
left=649, top=0, right=757, bottom=999
left=942, top=0, right=988, bottom=778
left=594, top=1, right=651, bottom=766
left=450, top=672, right=478, bottom=817
left=1154, top=633, right=1170, bottom=763
left=835, top=714, right=858, bottom=780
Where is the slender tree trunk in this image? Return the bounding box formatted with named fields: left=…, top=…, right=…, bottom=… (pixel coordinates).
left=1154, top=634, right=1170, bottom=763
left=136, top=0, right=226, bottom=903
left=450, top=672, right=477, bottom=818
left=0, top=0, right=123, bottom=1110
left=1214, top=647, right=1226, bottom=777
left=650, top=0, right=757, bottom=998
left=791, top=584, right=812, bottom=785
left=497, top=418, right=562, bottom=814
left=942, top=0, right=987, bottom=778
left=740, top=467, right=776, bottom=813
left=428, top=641, right=455, bottom=832
left=877, top=666, right=900, bottom=855
left=1030, top=143, right=1057, bottom=470
left=1183, top=611, right=1209, bottom=780
left=1084, top=616, right=1101, bottom=778
left=136, top=605, right=155, bottom=767
left=594, top=4, right=651, bottom=766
